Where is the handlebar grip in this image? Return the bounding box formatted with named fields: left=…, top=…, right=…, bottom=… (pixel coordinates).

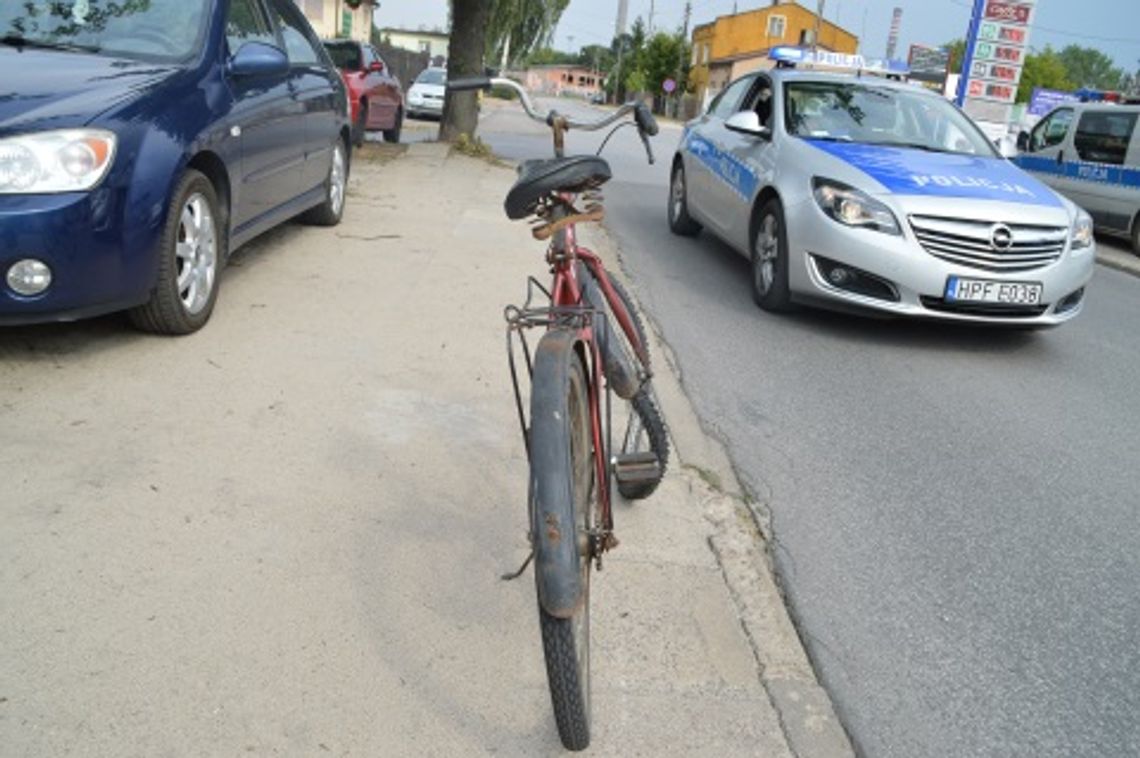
left=634, top=103, right=659, bottom=137
left=447, top=76, right=492, bottom=92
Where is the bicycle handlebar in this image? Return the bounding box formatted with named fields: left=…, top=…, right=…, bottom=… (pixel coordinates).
left=445, top=76, right=658, bottom=163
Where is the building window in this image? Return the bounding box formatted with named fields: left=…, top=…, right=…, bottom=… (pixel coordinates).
left=301, top=0, right=323, bottom=21
left=767, top=15, right=786, bottom=40
left=419, top=40, right=431, bottom=54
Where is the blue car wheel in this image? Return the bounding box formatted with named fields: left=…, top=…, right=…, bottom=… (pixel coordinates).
left=129, top=170, right=224, bottom=334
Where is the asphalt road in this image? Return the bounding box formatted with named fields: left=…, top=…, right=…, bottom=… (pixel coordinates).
left=471, top=98, right=1140, bottom=757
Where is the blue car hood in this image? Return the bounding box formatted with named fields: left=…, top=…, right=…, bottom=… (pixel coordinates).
left=0, top=48, right=179, bottom=135
left=806, top=139, right=1063, bottom=208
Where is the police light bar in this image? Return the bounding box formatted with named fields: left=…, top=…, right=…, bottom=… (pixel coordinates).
left=768, top=46, right=910, bottom=77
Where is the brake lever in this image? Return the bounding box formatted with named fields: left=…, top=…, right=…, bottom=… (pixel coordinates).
left=639, top=128, right=656, bottom=165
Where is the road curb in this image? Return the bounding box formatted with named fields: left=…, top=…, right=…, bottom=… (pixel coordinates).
left=1096, top=248, right=1140, bottom=278
left=578, top=220, right=856, bottom=758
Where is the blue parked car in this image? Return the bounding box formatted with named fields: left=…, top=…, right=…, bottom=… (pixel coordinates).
left=0, top=0, right=351, bottom=333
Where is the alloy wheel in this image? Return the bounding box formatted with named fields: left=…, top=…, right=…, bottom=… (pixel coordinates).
left=329, top=143, right=346, bottom=217
left=671, top=168, right=685, bottom=222
left=175, top=193, right=218, bottom=315
left=755, top=214, right=779, bottom=296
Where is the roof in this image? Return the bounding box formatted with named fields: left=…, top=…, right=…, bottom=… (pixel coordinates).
left=378, top=28, right=449, bottom=39
left=767, top=69, right=928, bottom=93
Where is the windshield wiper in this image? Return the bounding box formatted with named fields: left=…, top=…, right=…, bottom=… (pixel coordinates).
left=870, top=141, right=957, bottom=154
left=1, top=34, right=95, bottom=53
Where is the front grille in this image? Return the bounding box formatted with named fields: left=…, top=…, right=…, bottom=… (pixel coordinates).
left=910, top=215, right=1068, bottom=273
left=920, top=296, right=1048, bottom=318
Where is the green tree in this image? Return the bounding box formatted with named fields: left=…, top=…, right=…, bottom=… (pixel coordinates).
left=944, top=38, right=966, bottom=73
left=639, top=32, right=689, bottom=106
left=1056, top=44, right=1126, bottom=90
left=577, top=44, right=614, bottom=74
left=486, top=0, right=570, bottom=67
left=525, top=46, right=577, bottom=65
left=441, top=0, right=492, bottom=141
left=1017, top=46, right=1073, bottom=103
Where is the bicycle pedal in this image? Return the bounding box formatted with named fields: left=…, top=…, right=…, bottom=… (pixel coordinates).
left=612, top=452, right=660, bottom=486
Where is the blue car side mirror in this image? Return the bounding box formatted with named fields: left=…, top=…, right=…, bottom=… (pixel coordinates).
left=228, top=42, right=289, bottom=78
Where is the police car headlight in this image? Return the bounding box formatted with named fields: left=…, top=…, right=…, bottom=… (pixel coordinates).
left=812, top=179, right=900, bottom=236
left=1070, top=211, right=1094, bottom=251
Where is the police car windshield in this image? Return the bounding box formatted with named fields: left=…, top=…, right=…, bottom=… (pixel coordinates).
left=785, top=81, right=997, bottom=157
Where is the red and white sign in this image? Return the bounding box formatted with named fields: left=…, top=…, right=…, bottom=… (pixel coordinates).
left=964, top=0, right=1036, bottom=116
left=983, top=0, right=1034, bottom=25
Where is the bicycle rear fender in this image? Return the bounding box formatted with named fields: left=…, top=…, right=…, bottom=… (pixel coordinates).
left=530, top=328, right=588, bottom=619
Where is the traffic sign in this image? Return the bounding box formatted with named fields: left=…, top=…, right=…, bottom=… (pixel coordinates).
left=663, top=78, right=676, bottom=94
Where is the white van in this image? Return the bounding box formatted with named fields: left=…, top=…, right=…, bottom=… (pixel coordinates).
left=1015, top=103, right=1140, bottom=253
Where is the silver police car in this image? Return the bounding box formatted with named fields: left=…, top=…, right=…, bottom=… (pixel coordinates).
left=669, top=67, right=1095, bottom=326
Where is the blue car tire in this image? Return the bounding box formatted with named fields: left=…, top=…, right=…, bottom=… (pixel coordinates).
left=301, top=138, right=349, bottom=227
left=129, top=170, right=224, bottom=334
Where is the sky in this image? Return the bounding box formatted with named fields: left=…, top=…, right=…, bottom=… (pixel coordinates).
left=375, top=0, right=1140, bottom=72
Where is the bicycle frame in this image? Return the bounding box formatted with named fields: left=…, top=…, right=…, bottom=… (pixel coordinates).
left=506, top=199, right=648, bottom=557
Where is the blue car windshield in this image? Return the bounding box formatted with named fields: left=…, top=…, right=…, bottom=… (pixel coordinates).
left=0, top=0, right=210, bottom=62
left=784, top=81, right=998, bottom=157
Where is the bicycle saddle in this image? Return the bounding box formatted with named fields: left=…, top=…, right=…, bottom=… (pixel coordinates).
left=504, top=156, right=612, bottom=220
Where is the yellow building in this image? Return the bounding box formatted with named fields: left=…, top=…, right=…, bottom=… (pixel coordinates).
left=690, top=1, right=858, bottom=105
left=295, top=0, right=377, bottom=43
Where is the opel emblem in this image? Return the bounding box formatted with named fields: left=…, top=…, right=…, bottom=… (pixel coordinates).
left=991, top=224, right=1014, bottom=251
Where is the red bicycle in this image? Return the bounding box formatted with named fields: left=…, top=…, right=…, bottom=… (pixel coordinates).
left=447, top=76, right=669, bottom=750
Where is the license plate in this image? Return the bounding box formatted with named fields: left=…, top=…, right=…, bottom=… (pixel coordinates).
left=945, top=276, right=1042, bottom=305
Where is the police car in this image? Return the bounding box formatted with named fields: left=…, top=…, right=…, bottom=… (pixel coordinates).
left=669, top=48, right=1095, bottom=326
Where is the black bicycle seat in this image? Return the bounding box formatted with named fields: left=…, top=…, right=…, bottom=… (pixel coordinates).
left=504, top=156, right=612, bottom=220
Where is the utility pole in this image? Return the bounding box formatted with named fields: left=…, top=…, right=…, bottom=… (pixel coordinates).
left=648, top=0, right=655, bottom=35
left=614, top=0, right=629, bottom=104
left=814, top=0, right=825, bottom=55
left=674, top=0, right=692, bottom=118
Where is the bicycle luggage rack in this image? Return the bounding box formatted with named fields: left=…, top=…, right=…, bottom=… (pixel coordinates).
left=504, top=276, right=619, bottom=574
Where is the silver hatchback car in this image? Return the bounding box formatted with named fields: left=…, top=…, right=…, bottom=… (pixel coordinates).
left=669, top=68, right=1096, bottom=326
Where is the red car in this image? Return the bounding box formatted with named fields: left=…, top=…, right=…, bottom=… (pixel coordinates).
left=322, top=39, right=404, bottom=145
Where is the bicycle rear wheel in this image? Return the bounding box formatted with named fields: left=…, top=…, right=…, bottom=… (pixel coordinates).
left=579, top=266, right=670, bottom=500
left=531, top=340, right=594, bottom=750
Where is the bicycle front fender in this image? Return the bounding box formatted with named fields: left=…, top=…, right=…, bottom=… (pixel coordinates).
left=530, top=327, right=588, bottom=619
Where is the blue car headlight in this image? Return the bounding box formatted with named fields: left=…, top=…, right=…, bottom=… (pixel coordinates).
left=812, top=178, right=901, bottom=236
left=1070, top=210, right=1094, bottom=251
left=0, top=130, right=117, bottom=194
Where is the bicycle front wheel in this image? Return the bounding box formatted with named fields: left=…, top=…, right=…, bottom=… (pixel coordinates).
left=530, top=340, right=594, bottom=751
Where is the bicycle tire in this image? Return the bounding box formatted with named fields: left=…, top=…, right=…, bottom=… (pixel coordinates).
left=618, top=388, right=670, bottom=500
left=579, top=267, right=670, bottom=500
left=530, top=338, right=594, bottom=750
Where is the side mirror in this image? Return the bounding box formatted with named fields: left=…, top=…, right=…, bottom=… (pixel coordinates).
left=228, top=42, right=288, bottom=79
left=370, top=60, right=384, bottom=73
left=725, top=111, right=772, bottom=140
left=1016, top=130, right=1030, bottom=152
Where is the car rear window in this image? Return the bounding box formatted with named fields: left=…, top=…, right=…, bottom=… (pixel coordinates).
left=324, top=42, right=362, bottom=71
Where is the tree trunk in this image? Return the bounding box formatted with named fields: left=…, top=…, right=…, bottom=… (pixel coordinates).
left=440, top=0, right=491, bottom=142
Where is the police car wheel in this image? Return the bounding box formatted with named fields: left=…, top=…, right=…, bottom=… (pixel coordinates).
left=668, top=161, right=701, bottom=236
left=751, top=200, right=792, bottom=312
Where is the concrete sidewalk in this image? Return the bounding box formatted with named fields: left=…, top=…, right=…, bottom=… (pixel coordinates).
left=346, top=142, right=852, bottom=756
left=0, top=142, right=850, bottom=757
